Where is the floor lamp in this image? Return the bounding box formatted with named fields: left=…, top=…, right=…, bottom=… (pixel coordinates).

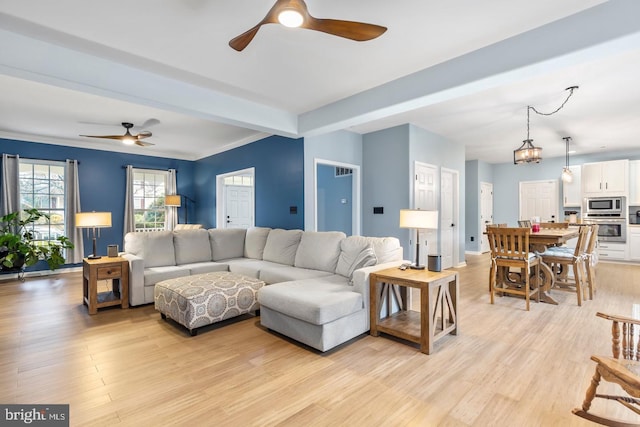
left=165, top=194, right=195, bottom=224
left=76, top=211, right=112, bottom=259
left=399, top=209, right=439, bottom=270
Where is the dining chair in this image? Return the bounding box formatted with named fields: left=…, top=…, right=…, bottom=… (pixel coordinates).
left=573, top=311, right=640, bottom=425
left=487, top=227, right=540, bottom=311
left=583, top=224, right=599, bottom=300
left=539, top=225, right=590, bottom=306
left=540, top=222, right=569, bottom=229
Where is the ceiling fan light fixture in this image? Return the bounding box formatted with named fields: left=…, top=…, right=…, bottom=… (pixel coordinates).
left=278, top=9, right=304, bottom=27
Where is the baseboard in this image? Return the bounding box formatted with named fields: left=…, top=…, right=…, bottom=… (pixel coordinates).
left=0, top=266, right=82, bottom=281
left=465, top=250, right=484, bottom=256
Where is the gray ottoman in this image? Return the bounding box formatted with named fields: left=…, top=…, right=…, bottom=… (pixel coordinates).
left=154, top=271, right=264, bottom=336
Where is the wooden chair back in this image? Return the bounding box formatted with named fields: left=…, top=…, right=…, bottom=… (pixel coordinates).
left=596, top=312, right=640, bottom=360
left=540, top=222, right=569, bottom=229
left=487, top=227, right=531, bottom=261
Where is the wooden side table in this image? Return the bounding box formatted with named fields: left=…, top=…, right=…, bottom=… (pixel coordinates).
left=82, top=257, right=129, bottom=315
left=370, top=267, right=459, bottom=354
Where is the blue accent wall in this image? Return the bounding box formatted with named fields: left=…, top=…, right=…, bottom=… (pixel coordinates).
left=194, top=135, right=304, bottom=230
left=0, top=138, right=194, bottom=268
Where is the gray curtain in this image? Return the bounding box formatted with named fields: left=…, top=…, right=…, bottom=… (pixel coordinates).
left=123, top=165, right=135, bottom=239
left=1, top=153, right=20, bottom=218
left=65, top=159, right=84, bottom=263
left=165, top=169, right=177, bottom=230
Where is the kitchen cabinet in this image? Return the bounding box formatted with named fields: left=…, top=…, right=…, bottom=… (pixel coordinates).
left=629, top=160, right=640, bottom=205
left=598, top=242, right=628, bottom=261
left=582, top=160, right=628, bottom=197
left=629, top=226, right=640, bottom=261
left=562, top=165, right=581, bottom=207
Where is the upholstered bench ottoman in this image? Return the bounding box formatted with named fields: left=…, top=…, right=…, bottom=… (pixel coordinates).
left=154, top=271, right=264, bottom=336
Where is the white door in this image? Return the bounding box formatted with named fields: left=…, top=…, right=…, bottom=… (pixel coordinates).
left=440, top=168, right=459, bottom=269
left=414, top=162, right=438, bottom=266
left=519, top=180, right=559, bottom=223
left=225, top=185, right=254, bottom=228
left=480, top=182, right=493, bottom=253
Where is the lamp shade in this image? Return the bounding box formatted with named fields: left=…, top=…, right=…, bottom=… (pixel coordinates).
left=399, top=209, right=439, bottom=229
left=75, top=211, right=112, bottom=228
left=165, top=194, right=181, bottom=207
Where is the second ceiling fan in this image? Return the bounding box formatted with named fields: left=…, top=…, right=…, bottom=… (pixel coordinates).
left=229, top=0, right=387, bottom=51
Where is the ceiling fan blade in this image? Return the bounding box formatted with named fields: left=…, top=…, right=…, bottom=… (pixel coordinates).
left=304, top=17, right=387, bottom=41
left=79, top=134, right=126, bottom=140
left=135, top=131, right=152, bottom=139
left=140, top=118, right=160, bottom=128
left=229, top=0, right=282, bottom=51
left=135, top=140, right=155, bottom=147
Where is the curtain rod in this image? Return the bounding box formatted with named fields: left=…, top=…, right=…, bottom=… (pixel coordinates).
left=122, top=165, right=177, bottom=172
left=3, top=154, right=80, bottom=164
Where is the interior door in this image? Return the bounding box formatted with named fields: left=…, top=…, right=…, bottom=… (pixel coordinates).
left=414, top=162, right=438, bottom=266
left=519, top=180, right=559, bottom=223
left=440, top=168, right=458, bottom=269
left=225, top=185, right=253, bottom=228
left=480, top=182, right=493, bottom=253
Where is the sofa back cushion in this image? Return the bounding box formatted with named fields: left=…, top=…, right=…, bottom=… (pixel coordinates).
left=262, top=229, right=303, bottom=265
left=124, top=231, right=176, bottom=268
left=244, top=227, right=271, bottom=259
left=209, top=228, right=246, bottom=261
left=366, top=236, right=403, bottom=263
left=174, top=229, right=212, bottom=265
left=335, top=236, right=378, bottom=278
left=294, top=231, right=346, bottom=272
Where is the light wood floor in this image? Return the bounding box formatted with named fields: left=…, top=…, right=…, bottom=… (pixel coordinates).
left=1, top=255, right=639, bottom=426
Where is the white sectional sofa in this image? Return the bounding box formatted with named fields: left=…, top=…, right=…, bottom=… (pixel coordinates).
left=122, top=227, right=403, bottom=351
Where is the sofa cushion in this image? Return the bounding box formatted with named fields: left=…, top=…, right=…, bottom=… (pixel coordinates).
left=244, top=227, right=271, bottom=259
left=335, top=236, right=379, bottom=278
left=262, top=229, right=303, bottom=265
left=258, top=277, right=360, bottom=325
left=174, top=229, right=212, bottom=265
left=366, top=236, right=403, bottom=263
left=209, top=228, right=246, bottom=261
left=185, top=261, right=230, bottom=275
left=224, top=258, right=274, bottom=279
left=259, top=265, right=334, bottom=285
left=143, top=266, right=191, bottom=287
left=124, top=231, right=176, bottom=268
left=294, top=231, right=346, bottom=273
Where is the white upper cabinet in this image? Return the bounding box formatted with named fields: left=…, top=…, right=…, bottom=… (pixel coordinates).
left=581, top=159, right=629, bottom=197
left=562, top=165, right=581, bottom=207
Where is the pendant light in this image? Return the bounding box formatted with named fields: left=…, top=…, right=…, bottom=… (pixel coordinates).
left=561, top=136, right=573, bottom=183
left=514, top=86, right=579, bottom=165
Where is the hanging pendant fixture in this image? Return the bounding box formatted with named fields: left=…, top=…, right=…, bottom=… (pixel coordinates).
left=562, top=136, right=573, bottom=182
left=514, top=86, right=579, bottom=165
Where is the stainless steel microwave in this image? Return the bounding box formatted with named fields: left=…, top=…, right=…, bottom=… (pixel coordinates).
left=585, top=196, right=624, bottom=217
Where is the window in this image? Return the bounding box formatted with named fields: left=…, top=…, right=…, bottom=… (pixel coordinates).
left=132, top=169, right=168, bottom=231
left=223, top=175, right=253, bottom=186
left=19, top=160, right=66, bottom=243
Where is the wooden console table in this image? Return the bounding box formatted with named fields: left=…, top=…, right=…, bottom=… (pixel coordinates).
left=82, top=257, right=129, bottom=315
left=369, top=267, right=459, bottom=354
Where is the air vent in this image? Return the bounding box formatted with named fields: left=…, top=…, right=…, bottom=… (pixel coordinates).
left=335, top=167, right=353, bottom=177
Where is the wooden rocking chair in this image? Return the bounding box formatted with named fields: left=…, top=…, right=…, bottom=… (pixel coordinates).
left=573, top=312, right=640, bottom=426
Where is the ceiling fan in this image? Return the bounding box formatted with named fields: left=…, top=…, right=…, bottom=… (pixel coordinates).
left=80, top=121, right=157, bottom=147
left=229, top=0, right=387, bottom=52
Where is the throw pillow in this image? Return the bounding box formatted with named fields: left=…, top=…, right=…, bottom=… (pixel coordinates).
left=346, top=245, right=377, bottom=283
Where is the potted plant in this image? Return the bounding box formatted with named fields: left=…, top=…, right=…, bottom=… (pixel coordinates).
left=0, top=208, right=74, bottom=275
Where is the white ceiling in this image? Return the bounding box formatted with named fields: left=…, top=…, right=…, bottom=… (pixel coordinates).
left=1, top=0, right=639, bottom=163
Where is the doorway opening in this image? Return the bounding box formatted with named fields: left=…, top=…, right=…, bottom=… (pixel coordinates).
left=216, top=168, right=255, bottom=229
left=314, top=159, right=360, bottom=235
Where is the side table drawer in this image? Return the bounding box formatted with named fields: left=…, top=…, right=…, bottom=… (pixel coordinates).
left=97, top=265, right=122, bottom=280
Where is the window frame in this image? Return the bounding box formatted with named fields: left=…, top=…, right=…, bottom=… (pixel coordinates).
left=132, top=168, right=169, bottom=232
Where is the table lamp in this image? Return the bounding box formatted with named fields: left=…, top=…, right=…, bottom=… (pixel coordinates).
left=76, top=211, right=112, bottom=259
left=399, top=209, right=439, bottom=270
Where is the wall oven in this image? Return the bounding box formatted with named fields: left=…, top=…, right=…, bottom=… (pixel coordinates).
left=582, top=217, right=627, bottom=243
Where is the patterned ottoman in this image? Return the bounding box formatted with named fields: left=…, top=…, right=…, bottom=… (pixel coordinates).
left=154, top=271, right=265, bottom=336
